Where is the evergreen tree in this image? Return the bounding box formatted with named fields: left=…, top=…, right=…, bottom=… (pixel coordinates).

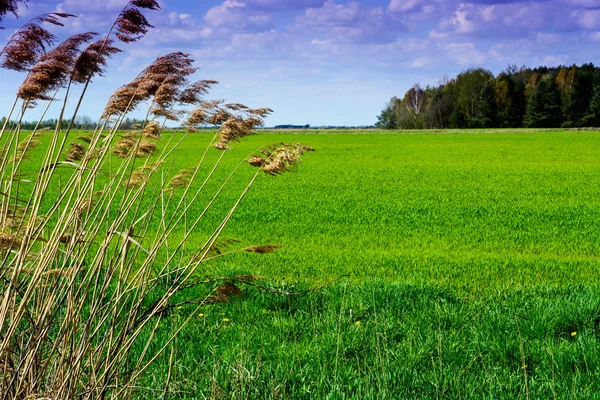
left=525, top=75, right=562, bottom=128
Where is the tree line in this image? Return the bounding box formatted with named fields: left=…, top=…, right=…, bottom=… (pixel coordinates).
left=0, top=116, right=152, bottom=131
left=376, top=64, right=600, bottom=129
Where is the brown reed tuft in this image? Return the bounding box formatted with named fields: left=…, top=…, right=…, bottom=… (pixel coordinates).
left=18, top=32, right=97, bottom=101
left=115, top=0, right=160, bottom=43
left=151, top=67, right=197, bottom=120
left=167, top=166, right=195, bottom=188
left=103, top=52, right=195, bottom=118
left=0, top=0, right=26, bottom=23
left=248, top=155, right=266, bottom=167
left=113, top=138, right=135, bottom=158
left=67, top=142, right=85, bottom=161
left=1, top=12, right=75, bottom=72
left=208, top=108, right=232, bottom=126
left=142, top=120, right=161, bottom=139
left=0, top=231, right=21, bottom=250
left=225, top=103, right=249, bottom=111
left=71, top=37, right=122, bottom=83
left=215, top=113, right=269, bottom=150
left=185, top=108, right=208, bottom=130
left=124, top=170, right=147, bottom=188
left=75, top=135, right=92, bottom=143
left=123, top=131, right=141, bottom=139
left=249, top=143, right=314, bottom=175
left=245, top=244, right=282, bottom=254
left=178, top=80, right=219, bottom=105
left=113, top=138, right=156, bottom=158
left=13, top=132, right=41, bottom=161
left=137, top=139, right=156, bottom=157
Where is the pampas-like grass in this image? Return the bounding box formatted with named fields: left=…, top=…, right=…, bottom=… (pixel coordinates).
left=18, top=32, right=97, bottom=101
left=0, top=12, right=75, bottom=71
left=0, top=2, right=312, bottom=398
left=67, top=142, right=85, bottom=161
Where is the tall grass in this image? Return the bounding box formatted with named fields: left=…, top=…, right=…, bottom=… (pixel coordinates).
left=0, top=3, right=311, bottom=398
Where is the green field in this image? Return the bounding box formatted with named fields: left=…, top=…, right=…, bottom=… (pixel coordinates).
left=136, top=129, right=600, bottom=289
left=20, top=129, right=600, bottom=398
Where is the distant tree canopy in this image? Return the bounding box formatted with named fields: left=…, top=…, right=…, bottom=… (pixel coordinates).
left=376, top=63, right=600, bottom=129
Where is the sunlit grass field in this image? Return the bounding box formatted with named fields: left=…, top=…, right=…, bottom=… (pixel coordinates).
left=28, top=128, right=599, bottom=288
left=20, top=128, right=600, bottom=398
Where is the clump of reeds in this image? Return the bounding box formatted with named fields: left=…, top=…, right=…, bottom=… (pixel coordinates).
left=18, top=32, right=97, bottom=101
left=0, top=2, right=313, bottom=398
left=67, top=142, right=85, bottom=161
left=245, top=244, right=282, bottom=254
left=1, top=12, right=75, bottom=71
left=75, top=134, right=92, bottom=143
left=248, top=143, right=315, bottom=175
left=167, top=166, right=196, bottom=188
left=13, top=132, right=41, bottom=161
left=142, top=120, right=161, bottom=139
left=113, top=137, right=156, bottom=158
left=0, top=231, right=21, bottom=250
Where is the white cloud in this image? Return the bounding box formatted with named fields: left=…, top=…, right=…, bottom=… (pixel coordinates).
left=389, top=0, right=422, bottom=13
left=294, top=0, right=406, bottom=43
left=204, top=0, right=272, bottom=31
left=311, top=39, right=333, bottom=45
left=439, top=42, right=485, bottom=66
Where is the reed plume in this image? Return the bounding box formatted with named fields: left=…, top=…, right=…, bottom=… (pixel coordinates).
left=142, top=120, right=161, bottom=139
left=249, top=143, right=314, bottom=175
left=66, top=142, right=85, bottom=161
left=102, top=52, right=195, bottom=118
left=17, top=32, right=96, bottom=101
left=0, top=12, right=75, bottom=72
left=115, top=0, right=160, bottom=43
left=178, top=80, right=219, bottom=105
left=215, top=107, right=273, bottom=150
left=71, top=37, right=122, bottom=83
left=0, top=0, right=26, bottom=23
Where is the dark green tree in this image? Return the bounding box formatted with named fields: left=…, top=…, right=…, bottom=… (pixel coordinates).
left=455, top=68, right=496, bottom=128
left=524, top=75, right=562, bottom=128
left=375, top=97, right=400, bottom=129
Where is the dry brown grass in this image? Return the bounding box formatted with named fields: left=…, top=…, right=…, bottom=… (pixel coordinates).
left=67, top=142, right=85, bottom=161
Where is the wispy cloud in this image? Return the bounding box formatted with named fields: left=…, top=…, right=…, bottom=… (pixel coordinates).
left=0, top=0, right=598, bottom=126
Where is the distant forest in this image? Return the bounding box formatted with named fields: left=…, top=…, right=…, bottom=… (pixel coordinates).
left=377, top=64, right=600, bottom=129
left=0, top=116, right=149, bottom=131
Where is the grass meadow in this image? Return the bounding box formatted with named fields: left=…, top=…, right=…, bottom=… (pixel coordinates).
left=18, top=128, right=600, bottom=398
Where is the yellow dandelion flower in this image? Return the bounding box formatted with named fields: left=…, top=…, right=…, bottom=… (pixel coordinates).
left=355, top=321, right=361, bottom=326
left=572, top=331, right=577, bottom=337
left=198, top=313, right=204, bottom=318
left=223, top=318, right=230, bottom=323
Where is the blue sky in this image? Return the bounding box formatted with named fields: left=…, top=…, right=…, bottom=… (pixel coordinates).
left=1, top=0, right=600, bottom=126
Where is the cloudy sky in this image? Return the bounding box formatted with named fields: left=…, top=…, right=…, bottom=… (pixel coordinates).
left=1, top=0, right=599, bottom=126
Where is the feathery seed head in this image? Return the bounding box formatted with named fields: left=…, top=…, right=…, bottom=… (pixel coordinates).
left=0, top=231, right=21, bottom=250
left=115, top=1, right=159, bottom=44
left=71, top=38, right=122, bottom=83
left=67, top=143, right=85, bottom=161
left=250, top=143, right=313, bottom=176
left=1, top=13, right=75, bottom=72
left=0, top=0, right=27, bottom=22
left=178, top=80, right=218, bottom=105
left=17, top=32, right=97, bottom=101
left=142, top=121, right=161, bottom=139
left=245, top=244, right=282, bottom=254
